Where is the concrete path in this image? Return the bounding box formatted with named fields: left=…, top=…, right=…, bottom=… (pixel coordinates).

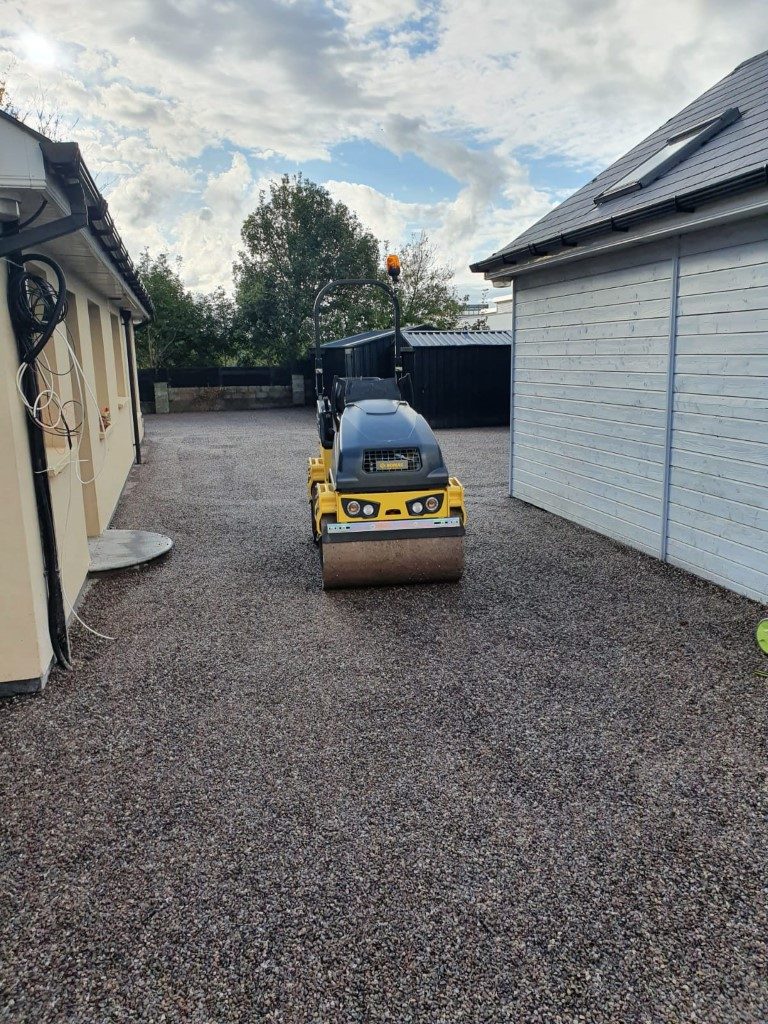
left=1, top=409, right=765, bottom=1023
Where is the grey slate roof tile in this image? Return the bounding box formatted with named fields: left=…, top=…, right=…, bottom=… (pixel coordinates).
left=473, top=50, right=768, bottom=271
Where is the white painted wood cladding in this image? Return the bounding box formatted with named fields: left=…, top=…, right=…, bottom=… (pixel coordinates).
left=510, top=219, right=768, bottom=603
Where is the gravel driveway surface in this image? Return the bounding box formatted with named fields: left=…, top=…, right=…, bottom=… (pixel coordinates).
left=1, top=408, right=766, bottom=1024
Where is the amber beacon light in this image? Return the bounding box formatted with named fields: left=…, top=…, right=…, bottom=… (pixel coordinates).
left=386, top=254, right=401, bottom=281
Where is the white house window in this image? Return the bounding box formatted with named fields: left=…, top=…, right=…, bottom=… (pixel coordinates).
left=594, top=107, right=741, bottom=204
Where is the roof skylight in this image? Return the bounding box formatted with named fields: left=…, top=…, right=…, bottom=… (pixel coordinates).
left=594, top=107, right=741, bottom=205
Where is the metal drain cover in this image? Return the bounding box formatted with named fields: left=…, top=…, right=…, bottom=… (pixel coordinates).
left=88, top=529, right=173, bottom=572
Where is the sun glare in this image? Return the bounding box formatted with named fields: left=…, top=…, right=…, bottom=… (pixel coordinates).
left=18, top=31, right=59, bottom=68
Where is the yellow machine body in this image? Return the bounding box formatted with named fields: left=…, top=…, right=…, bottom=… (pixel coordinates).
left=308, top=450, right=466, bottom=589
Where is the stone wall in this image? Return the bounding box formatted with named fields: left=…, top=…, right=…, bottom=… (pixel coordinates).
left=160, top=384, right=292, bottom=413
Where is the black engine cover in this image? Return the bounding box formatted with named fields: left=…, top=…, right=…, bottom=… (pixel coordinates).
left=332, top=398, right=450, bottom=493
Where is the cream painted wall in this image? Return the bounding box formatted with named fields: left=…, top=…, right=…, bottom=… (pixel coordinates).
left=0, top=254, right=143, bottom=687
left=63, top=267, right=137, bottom=537
left=0, top=271, right=53, bottom=682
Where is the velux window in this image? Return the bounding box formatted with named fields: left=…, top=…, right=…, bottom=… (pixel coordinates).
left=594, top=106, right=741, bottom=205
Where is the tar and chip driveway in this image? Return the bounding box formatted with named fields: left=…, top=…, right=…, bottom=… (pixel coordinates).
left=1, top=409, right=766, bottom=1024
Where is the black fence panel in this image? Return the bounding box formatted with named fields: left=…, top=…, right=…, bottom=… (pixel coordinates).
left=138, top=368, right=162, bottom=403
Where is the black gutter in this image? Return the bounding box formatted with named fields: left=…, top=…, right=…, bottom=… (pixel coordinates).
left=120, top=308, right=143, bottom=465
left=0, top=151, right=87, bottom=257
left=471, top=163, right=768, bottom=276
left=41, top=141, right=154, bottom=319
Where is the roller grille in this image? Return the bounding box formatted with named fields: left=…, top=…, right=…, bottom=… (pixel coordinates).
left=363, top=447, right=422, bottom=473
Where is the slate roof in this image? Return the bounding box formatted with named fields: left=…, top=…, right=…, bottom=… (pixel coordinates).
left=472, top=49, right=768, bottom=276
left=402, top=330, right=513, bottom=348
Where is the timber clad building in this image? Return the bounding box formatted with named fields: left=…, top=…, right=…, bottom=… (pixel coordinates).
left=474, top=50, right=768, bottom=603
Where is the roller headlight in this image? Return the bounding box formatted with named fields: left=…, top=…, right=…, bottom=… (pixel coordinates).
left=406, top=494, right=443, bottom=516
left=346, top=499, right=361, bottom=516
left=363, top=503, right=375, bottom=517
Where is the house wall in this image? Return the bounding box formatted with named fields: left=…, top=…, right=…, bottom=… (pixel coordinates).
left=0, top=254, right=143, bottom=691
left=485, top=295, right=515, bottom=331
left=0, top=270, right=52, bottom=685
left=510, top=216, right=768, bottom=603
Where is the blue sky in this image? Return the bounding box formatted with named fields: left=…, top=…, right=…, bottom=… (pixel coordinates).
left=1, top=0, right=767, bottom=301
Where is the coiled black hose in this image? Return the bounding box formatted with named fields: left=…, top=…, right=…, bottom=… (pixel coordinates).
left=8, top=253, right=68, bottom=365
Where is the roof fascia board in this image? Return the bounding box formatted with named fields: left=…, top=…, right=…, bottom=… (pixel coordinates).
left=33, top=180, right=151, bottom=319
left=0, top=116, right=47, bottom=190
left=486, top=190, right=768, bottom=283
left=1, top=125, right=154, bottom=320
left=76, top=219, right=150, bottom=318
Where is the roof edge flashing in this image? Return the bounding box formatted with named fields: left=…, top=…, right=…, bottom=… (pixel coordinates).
left=484, top=187, right=768, bottom=281
left=472, top=160, right=768, bottom=276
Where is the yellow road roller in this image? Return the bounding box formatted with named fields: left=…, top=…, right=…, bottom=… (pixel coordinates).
left=308, top=256, right=466, bottom=588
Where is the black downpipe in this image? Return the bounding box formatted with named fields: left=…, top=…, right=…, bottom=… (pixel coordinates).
left=5, top=249, right=72, bottom=670
left=119, top=308, right=142, bottom=465
left=2, top=177, right=88, bottom=672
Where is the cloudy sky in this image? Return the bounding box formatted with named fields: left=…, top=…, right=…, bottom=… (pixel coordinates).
left=1, top=0, right=767, bottom=300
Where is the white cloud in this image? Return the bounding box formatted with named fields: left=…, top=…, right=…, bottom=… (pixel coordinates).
left=108, top=161, right=196, bottom=225
left=1, top=0, right=766, bottom=297
left=331, top=0, right=424, bottom=36
left=171, top=156, right=272, bottom=293
left=325, top=180, right=430, bottom=244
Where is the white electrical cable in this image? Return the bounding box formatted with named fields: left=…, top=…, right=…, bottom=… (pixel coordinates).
left=9, top=255, right=118, bottom=644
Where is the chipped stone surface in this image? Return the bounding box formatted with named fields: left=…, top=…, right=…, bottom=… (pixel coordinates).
left=1, top=409, right=766, bottom=1023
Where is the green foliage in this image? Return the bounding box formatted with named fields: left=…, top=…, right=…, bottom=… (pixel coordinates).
left=233, top=174, right=387, bottom=367
left=393, top=232, right=464, bottom=329
left=135, top=252, right=235, bottom=369
left=134, top=178, right=467, bottom=371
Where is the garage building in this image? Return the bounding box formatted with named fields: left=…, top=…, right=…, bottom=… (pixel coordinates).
left=472, top=50, right=768, bottom=602
left=321, top=328, right=512, bottom=428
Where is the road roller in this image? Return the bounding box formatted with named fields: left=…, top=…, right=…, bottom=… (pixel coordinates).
left=308, top=256, right=466, bottom=589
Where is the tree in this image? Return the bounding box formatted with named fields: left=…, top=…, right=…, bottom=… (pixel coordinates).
left=0, top=63, right=75, bottom=141
left=234, top=174, right=384, bottom=367
left=0, top=60, right=20, bottom=119
left=392, top=232, right=464, bottom=329
left=135, top=252, right=235, bottom=369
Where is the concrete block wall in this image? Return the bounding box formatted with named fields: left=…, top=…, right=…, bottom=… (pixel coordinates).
left=158, top=384, right=292, bottom=413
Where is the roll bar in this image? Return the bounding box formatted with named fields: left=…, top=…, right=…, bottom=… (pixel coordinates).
left=313, top=278, right=402, bottom=400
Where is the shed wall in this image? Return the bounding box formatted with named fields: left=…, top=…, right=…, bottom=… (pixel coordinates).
left=405, top=345, right=511, bottom=428
left=512, top=238, right=675, bottom=556
left=345, top=334, right=393, bottom=381
left=511, top=217, right=768, bottom=602
left=667, top=219, right=768, bottom=601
